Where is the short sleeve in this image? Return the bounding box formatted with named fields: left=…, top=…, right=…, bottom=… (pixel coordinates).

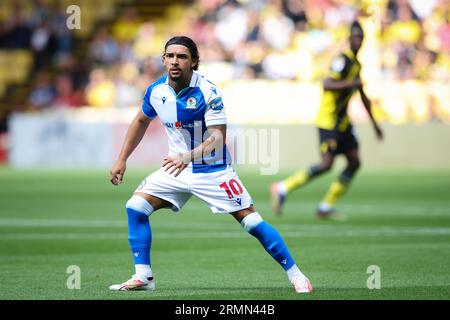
left=204, top=87, right=227, bottom=127
left=329, top=55, right=347, bottom=80
left=141, top=86, right=157, bottom=119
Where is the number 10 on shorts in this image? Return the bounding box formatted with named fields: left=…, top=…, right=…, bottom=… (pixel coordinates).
left=219, top=179, right=244, bottom=199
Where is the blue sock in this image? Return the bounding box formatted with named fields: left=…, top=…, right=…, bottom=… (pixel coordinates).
left=249, top=221, right=295, bottom=271
left=126, top=208, right=151, bottom=265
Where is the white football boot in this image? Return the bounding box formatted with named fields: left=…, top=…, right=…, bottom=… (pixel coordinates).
left=109, top=274, right=155, bottom=291
left=316, top=202, right=335, bottom=218
left=291, top=275, right=314, bottom=293
left=317, top=202, right=348, bottom=221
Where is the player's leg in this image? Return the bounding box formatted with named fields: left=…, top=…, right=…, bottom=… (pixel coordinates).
left=110, top=168, right=191, bottom=291
left=109, top=193, right=171, bottom=291
left=283, top=152, right=335, bottom=191
left=318, top=131, right=360, bottom=218
left=127, top=193, right=170, bottom=279
left=318, top=149, right=360, bottom=216
left=232, top=206, right=313, bottom=293
left=271, top=152, right=335, bottom=215
left=190, top=166, right=312, bottom=292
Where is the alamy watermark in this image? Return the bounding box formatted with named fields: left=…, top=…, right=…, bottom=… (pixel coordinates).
left=366, top=265, right=381, bottom=289
left=228, top=127, right=280, bottom=175
left=66, top=265, right=81, bottom=289
left=171, top=123, right=280, bottom=175
left=66, top=5, right=81, bottom=30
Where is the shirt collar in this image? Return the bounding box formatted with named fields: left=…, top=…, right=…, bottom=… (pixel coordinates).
left=189, top=71, right=199, bottom=87
left=164, top=71, right=199, bottom=88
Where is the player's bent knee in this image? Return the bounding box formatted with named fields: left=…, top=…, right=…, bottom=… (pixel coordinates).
left=319, top=159, right=333, bottom=172
left=126, top=195, right=154, bottom=216
left=240, top=212, right=263, bottom=232
left=349, top=160, right=361, bottom=171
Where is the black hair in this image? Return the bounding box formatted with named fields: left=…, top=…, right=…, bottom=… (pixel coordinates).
left=350, top=20, right=364, bottom=37
left=164, top=36, right=200, bottom=70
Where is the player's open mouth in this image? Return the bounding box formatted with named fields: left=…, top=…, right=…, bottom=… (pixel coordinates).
left=170, top=69, right=181, bottom=75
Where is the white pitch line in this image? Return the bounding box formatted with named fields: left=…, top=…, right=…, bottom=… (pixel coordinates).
left=282, top=202, right=450, bottom=216
left=0, top=218, right=126, bottom=228
left=1, top=218, right=450, bottom=234
left=0, top=218, right=235, bottom=229
left=1, top=226, right=450, bottom=240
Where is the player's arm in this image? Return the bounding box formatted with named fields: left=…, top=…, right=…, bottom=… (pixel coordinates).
left=358, top=86, right=383, bottom=140
left=324, top=54, right=363, bottom=91
left=110, top=110, right=152, bottom=185
left=190, top=124, right=226, bottom=162
left=323, top=76, right=362, bottom=91
left=162, top=125, right=226, bottom=177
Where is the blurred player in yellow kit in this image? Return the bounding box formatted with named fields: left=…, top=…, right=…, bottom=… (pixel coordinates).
left=271, top=21, right=383, bottom=218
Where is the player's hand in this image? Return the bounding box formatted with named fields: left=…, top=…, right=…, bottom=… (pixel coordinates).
left=110, top=160, right=126, bottom=186
left=353, top=77, right=363, bottom=89
left=375, top=125, right=384, bottom=141
left=162, top=153, right=190, bottom=177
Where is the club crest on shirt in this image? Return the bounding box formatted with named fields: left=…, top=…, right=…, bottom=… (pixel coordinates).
left=186, top=97, right=197, bottom=109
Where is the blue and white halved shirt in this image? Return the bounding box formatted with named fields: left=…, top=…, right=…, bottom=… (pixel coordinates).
left=142, top=71, right=231, bottom=173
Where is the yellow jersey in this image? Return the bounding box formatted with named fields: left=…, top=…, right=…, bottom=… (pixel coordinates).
left=316, top=49, right=361, bottom=132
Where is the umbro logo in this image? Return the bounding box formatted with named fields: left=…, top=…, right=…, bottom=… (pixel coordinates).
left=133, top=252, right=139, bottom=257
left=281, top=259, right=287, bottom=265
left=210, top=87, right=217, bottom=95
left=162, top=96, right=167, bottom=104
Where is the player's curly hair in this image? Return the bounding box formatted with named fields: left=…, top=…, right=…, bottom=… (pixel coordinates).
left=164, top=36, right=200, bottom=70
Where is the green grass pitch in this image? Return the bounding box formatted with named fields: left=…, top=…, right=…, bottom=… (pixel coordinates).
left=0, top=167, right=449, bottom=300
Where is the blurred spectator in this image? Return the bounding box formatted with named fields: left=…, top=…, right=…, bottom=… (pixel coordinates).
left=31, top=20, right=57, bottom=70
left=55, top=54, right=88, bottom=92
left=118, top=40, right=135, bottom=63
left=437, top=18, right=450, bottom=52
left=133, top=22, right=159, bottom=61
left=197, top=0, right=225, bottom=23
left=85, top=69, right=115, bottom=108
left=261, top=1, right=295, bottom=50
left=385, top=4, right=422, bottom=44
left=0, top=0, right=443, bottom=124
left=0, top=25, right=6, bottom=48
left=88, top=27, right=120, bottom=66
left=136, top=57, right=164, bottom=93
left=51, top=5, right=74, bottom=60
left=29, top=0, right=51, bottom=29
left=214, top=1, right=249, bottom=51
left=50, top=74, right=84, bottom=109
left=408, top=0, right=437, bottom=20
left=28, top=71, right=55, bottom=110
left=114, top=62, right=141, bottom=108
left=245, top=8, right=262, bottom=42
left=112, top=7, right=141, bottom=43
left=282, top=0, right=308, bottom=32
left=2, top=3, right=31, bottom=49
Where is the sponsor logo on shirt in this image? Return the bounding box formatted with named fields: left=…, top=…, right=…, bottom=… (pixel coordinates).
left=165, top=121, right=202, bottom=129
left=209, top=97, right=223, bottom=110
